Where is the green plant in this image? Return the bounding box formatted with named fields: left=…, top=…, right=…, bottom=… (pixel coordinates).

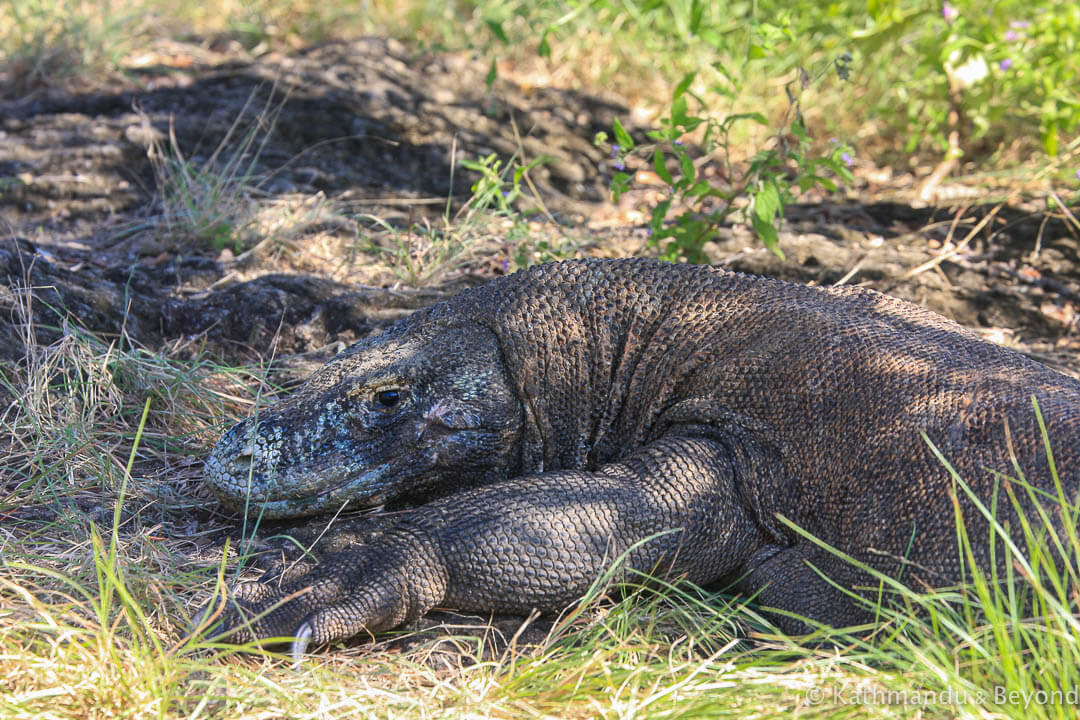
left=510, top=235, right=576, bottom=269
left=599, top=54, right=855, bottom=262
left=857, top=0, right=1080, bottom=158
left=459, top=150, right=577, bottom=271
left=480, top=3, right=861, bottom=261
left=356, top=214, right=476, bottom=286
left=355, top=148, right=569, bottom=284
left=450, top=1, right=1077, bottom=199
left=458, top=152, right=551, bottom=219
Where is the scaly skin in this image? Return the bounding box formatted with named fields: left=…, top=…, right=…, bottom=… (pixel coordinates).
left=202, top=258, right=1080, bottom=650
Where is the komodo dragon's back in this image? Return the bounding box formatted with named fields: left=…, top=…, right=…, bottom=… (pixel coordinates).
left=204, top=258, right=1080, bottom=649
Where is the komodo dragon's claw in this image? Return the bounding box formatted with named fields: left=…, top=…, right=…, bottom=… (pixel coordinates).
left=291, top=622, right=314, bottom=665
left=189, top=532, right=444, bottom=655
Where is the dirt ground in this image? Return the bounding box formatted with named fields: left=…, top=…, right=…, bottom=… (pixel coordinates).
left=3, top=36, right=1079, bottom=372
left=2, top=37, right=1079, bottom=658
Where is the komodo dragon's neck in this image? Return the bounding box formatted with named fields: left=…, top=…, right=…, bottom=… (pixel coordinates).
left=453, top=260, right=739, bottom=475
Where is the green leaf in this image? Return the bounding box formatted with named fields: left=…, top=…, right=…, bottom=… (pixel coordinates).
left=812, top=175, right=838, bottom=193
left=660, top=241, right=681, bottom=262
left=748, top=43, right=767, bottom=60
left=687, top=180, right=712, bottom=197
left=681, top=117, right=704, bottom=133
left=611, top=171, right=632, bottom=202
left=613, top=117, right=634, bottom=151
left=711, top=60, right=734, bottom=84
left=790, top=116, right=809, bottom=140
left=673, top=72, right=696, bottom=101
left=751, top=213, right=784, bottom=259
left=726, top=112, right=769, bottom=127
left=709, top=84, right=737, bottom=100
left=690, top=0, right=704, bottom=35
left=537, top=31, right=551, bottom=58
left=671, top=95, right=688, bottom=126
left=653, top=150, right=673, bottom=185
left=650, top=199, right=671, bottom=230
left=678, top=152, right=695, bottom=184
left=753, top=180, right=782, bottom=223
left=485, top=59, right=497, bottom=90
left=1043, top=123, right=1059, bottom=156
left=748, top=148, right=780, bottom=173
left=485, top=19, right=508, bottom=44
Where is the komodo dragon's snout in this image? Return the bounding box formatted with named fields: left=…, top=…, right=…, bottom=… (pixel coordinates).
left=199, top=258, right=1080, bottom=656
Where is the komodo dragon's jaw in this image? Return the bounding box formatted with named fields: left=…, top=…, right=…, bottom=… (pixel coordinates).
left=203, top=308, right=524, bottom=519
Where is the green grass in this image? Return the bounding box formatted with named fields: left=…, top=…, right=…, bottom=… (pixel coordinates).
left=5, top=0, right=1075, bottom=272
left=355, top=146, right=574, bottom=286
left=0, top=0, right=136, bottom=94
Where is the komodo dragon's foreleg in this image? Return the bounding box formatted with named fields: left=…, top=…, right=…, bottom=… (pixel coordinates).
left=202, top=435, right=844, bottom=654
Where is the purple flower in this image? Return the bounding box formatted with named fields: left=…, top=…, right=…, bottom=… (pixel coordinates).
left=674, top=140, right=683, bottom=146
left=1005, top=30, right=1019, bottom=41
left=942, top=2, right=957, bottom=22
left=999, top=58, right=1013, bottom=70
left=614, top=161, right=625, bottom=171
left=1075, top=169, right=1080, bottom=181
left=841, top=152, right=853, bottom=167
left=1010, top=20, right=1031, bottom=29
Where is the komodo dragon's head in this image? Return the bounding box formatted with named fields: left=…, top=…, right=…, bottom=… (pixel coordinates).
left=204, top=305, right=524, bottom=518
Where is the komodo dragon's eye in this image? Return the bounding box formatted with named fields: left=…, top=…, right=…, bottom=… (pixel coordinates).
left=373, top=389, right=403, bottom=410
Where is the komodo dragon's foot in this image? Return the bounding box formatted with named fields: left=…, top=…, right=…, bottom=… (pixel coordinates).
left=190, top=531, right=446, bottom=661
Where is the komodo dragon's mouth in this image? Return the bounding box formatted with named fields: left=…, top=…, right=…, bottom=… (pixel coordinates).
left=205, top=450, right=395, bottom=519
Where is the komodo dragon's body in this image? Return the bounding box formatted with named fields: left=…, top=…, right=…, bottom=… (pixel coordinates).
left=204, top=258, right=1080, bottom=652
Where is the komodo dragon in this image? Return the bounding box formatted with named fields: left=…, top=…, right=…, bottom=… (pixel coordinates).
left=203, top=257, right=1080, bottom=654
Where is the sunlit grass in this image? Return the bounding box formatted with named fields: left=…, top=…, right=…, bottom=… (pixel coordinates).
left=142, top=88, right=281, bottom=252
